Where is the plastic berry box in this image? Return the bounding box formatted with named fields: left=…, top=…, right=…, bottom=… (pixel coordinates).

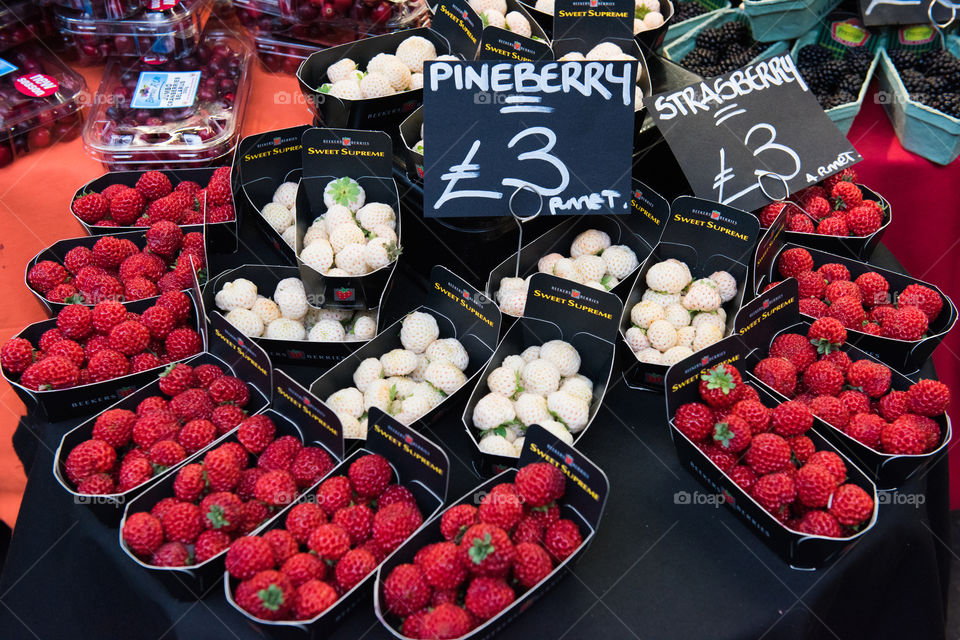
left=0, top=43, right=86, bottom=169
left=82, top=30, right=253, bottom=171
left=49, top=0, right=140, bottom=20
left=233, top=0, right=294, bottom=35
left=253, top=33, right=316, bottom=74
left=279, top=0, right=430, bottom=48
left=0, top=1, right=54, bottom=52
left=55, top=0, right=212, bottom=67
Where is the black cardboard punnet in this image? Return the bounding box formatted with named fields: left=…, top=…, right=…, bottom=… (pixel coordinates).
left=118, top=367, right=345, bottom=600
left=224, top=409, right=450, bottom=636
left=311, top=265, right=502, bottom=441
left=71, top=167, right=239, bottom=253
left=234, top=124, right=311, bottom=266
left=663, top=334, right=878, bottom=569
left=398, top=106, right=424, bottom=184
left=619, top=196, right=761, bottom=391
left=5, top=280, right=209, bottom=423
left=52, top=311, right=273, bottom=524
left=464, top=273, right=623, bottom=475
left=518, top=0, right=673, bottom=49
left=374, top=424, right=610, bottom=638
left=753, top=210, right=958, bottom=375
left=203, top=264, right=387, bottom=370
left=734, top=279, right=953, bottom=489
left=295, top=128, right=400, bottom=310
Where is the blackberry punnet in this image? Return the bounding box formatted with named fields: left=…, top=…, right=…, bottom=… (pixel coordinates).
left=673, top=0, right=707, bottom=23
left=889, top=46, right=960, bottom=118
left=681, top=22, right=770, bottom=77
left=796, top=44, right=874, bottom=110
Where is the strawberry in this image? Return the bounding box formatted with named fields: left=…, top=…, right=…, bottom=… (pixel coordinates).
left=332, top=504, right=374, bottom=546
left=804, top=195, right=831, bottom=220
left=907, top=379, right=950, bottom=416
left=806, top=451, right=846, bottom=484
left=478, top=484, right=524, bottom=531
left=45, top=339, right=84, bottom=368
left=771, top=401, right=813, bottom=437
left=86, top=273, right=125, bottom=303
left=63, top=246, right=93, bottom=275
left=900, top=414, right=941, bottom=451
left=148, top=439, right=185, bottom=467
left=141, top=305, right=176, bottom=340
left=348, top=453, right=392, bottom=498
left=89, top=301, right=125, bottom=334
left=880, top=417, right=926, bottom=454
left=877, top=391, right=910, bottom=422
left=770, top=333, right=817, bottom=371
left=119, top=253, right=165, bottom=283
left=795, top=463, right=838, bottom=508
left=164, top=327, right=202, bottom=360
left=825, top=280, right=861, bottom=302
left=730, top=399, right=772, bottom=434
left=193, top=363, right=224, bottom=386
left=752, top=357, right=797, bottom=397
left=157, top=363, right=194, bottom=396
left=175, top=179, right=201, bottom=196
left=150, top=497, right=181, bottom=521
left=27, top=260, right=68, bottom=294
left=160, top=501, right=203, bottom=544
left=861, top=322, right=881, bottom=335
left=315, top=475, right=353, bottom=516
left=146, top=220, right=183, bottom=256
left=854, top=272, right=890, bottom=307
left=440, top=504, right=478, bottom=544
left=712, top=415, right=751, bottom=452
left=208, top=375, right=250, bottom=406
left=30, top=356, right=80, bottom=390
left=846, top=360, right=890, bottom=398
left=788, top=435, right=816, bottom=464
left=263, top=528, right=299, bottom=564
left=795, top=271, right=826, bottom=299
left=281, top=552, right=325, bottom=587
left=173, top=463, right=207, bottom=502
left=828, top=483, right=873, bottom=526
left=195, top=530, right=231, bottom=563
left=206, top=175, right=233, bottom=207
left=135, top=171, right=172, bottom=200
left=787, top=213, right=815, bottom=233
left=846, top=205, right=883, bottom=236
left=122, top=512, right=164, bottom=556
left=882, top=305, right=928, bottom=341
left=745, top=433, right=791, bottom=474
left=373, top=502, right=423, bottom=554
left=92, top=235, right=137, bottom=269
left=383, top=564, right=431, bottom=617
left=831, top=181, right=862, bottom=211
left=157, top=290, right=192, bottom=323
left=809, top=396, right=849, bottom=429
left=776, top=248, right=814, bottom=278
left=136, top=395, right=168, bottom=416
left=200, top=492, right=244, bottom=532
left=234, top=570, right=294, bottom=621
left=290, top=447, right=334, bottom=488
left=816, top=216, right=848, bottom=236
left=57, top=304, right=93, bottom=341
left=307, top=523, right=351, bottom=562
left=47, top=283, right=80, bottom=303
left=118, top=455, right=153, bottom=491
left=258, top=436, right=302, bottom=471
left=109, top=187, right=145, bottom=225
left=418, top=541, right=467, bottom=590
left=91, top=408, right=135, bottom=448
left=239, top=500, right=271, bottom=535
left=211, top=404, right=246, bottom=434
left=335, top=548, right=377, bottom=591
left=419, top=604, right=472, bottom=639
left=108, top=320, right=150, bottom=355
left=226, top=536, right=276, bottom=580
left=673, top=402, right=716, bottom=442
left=72, top=192, right=108, bottom=223
left=826, top=296, right=866, bottom=329
left=898, top=284, right=942, bottom=322
left=823, top=168, right=858, bottom=192
left=845, top=412, right=884, bottom=449
left=236, top=467, right=265, bottom=501
left=169, top=388, right=214, bottom=421
left=459, top=522, right=515, bottom=576
left=751, top=472, right=796, bottom=515
left=698, top=443, right=737, bottom=472
left=65, top=439, right=116, bottom=484
left=204, top=446, right=243, bottom=492
left=124, top=279, right=159, bottom=303
left=236, top=415, right=276, bottom=454
left=728, top=465, right=757, bottom=492
left=799, top=297, right=829, bottom=318
left=698, top=363, right=744, bottom=409
left=544, top=518, right=582, bottom=562
left=802, top=360, right=844, bottom=396
left=797, top=510, right=844, bottom=537
left=376, top=485, right=415, bottom=510
left=254, top=470, right=298, bottom=506
left=515, top=462, right=565, bottom=507
left=1, top=338, right=34, bottom=374
left=465, top=576, right=515, bottom=622
left=294, top=580, right=338, bottom=620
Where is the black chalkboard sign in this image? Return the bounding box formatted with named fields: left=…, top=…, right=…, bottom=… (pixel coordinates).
left=643, top=52, right=862, bottom=213
left=423, top=59, right=636, bottom=218
left=859, top=0, right=954, bottom=26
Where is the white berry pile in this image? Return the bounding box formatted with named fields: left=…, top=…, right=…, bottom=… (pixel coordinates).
left=298, top=177, right=400, bottom=277
left=495, top=229, right=638, bottom=317
left=625, top=259, right=738, bottom=366
left=260, top=181, right=300, bottom=249
left=534, top=0, right=664, bottom=33
left=215, top=277, right=377, bottom=342
left=556, top=43, right=646, bottom=111
left=473, top=340, right=591, bottom=458
left=324, top=311, right=469, bottom=439
left=319, top=36, right=458, bottom=100
left=469, top=0, right=533, bottom=37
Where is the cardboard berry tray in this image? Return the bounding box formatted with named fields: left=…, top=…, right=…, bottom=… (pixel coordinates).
left=373, top=424, right=610, bottom=639
left=3, top=287, right=208, bottom=423
left=660, top=0, right=729, bottom=48
left=661, top=9, right=790, bottom=68
left=754, top=184, right=890, bottom=262
left=519, top=0, right=674, bottom=49
left=741, top=0, right=840, bottom=43
left=118, top=367, right=346, bottom=600
left=462, top=273, right=623, bottom=475
left=486, top=179, right=668, bottom=315
left=735, top=279, right=953, bottom=489
left=202, top=264, right=387, bottom=370
left=398, top=106, right=424, bottom=185
left=664, top=335, right=878, bottom=568
left=754, top=211, right=958, bottom=375
left=52, top=311, right=273, bottom=524
left=310, top=265, right=502, bottom=443
left=223, top=409, right=450, bottom=635
left=69, top=167, right=238, bottom=253
left=619, top=196, right=761, bottom=392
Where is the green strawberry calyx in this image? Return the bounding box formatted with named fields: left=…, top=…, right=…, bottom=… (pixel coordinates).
left=326, top=177, right=361, bottom=207
left=258, top=584, right=287, bottom=611
left=701, top=365, right=736, bottom=395
left=467, top=532, right=495, bottom=564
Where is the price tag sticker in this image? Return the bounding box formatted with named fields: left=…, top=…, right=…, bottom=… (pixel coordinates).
left=423, top=59, right=636, bottom=218
left=130, top=70, right=201, bottom=109
left=644, top=53, right=862, bottom=212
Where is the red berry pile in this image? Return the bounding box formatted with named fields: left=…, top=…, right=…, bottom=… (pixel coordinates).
left=1, top=292, right=201, bottom=392
left=768, top=246, right=943, bottom=340
left=226, top=454, right=421, bottom=621
left=122, top=415, right=337, bottom=568
left=757, top=170, right=885, bottom=238
left=752, top=318, right=949, bottom=455
left=675, top=363, right=875, bottom=535
left=71, top=167, right=235, bottom=228
left=381, top=462, right=581, bottom=638
left=26, top=223, right=206, bottom=304
left=62, top=362, right=247, bottom=495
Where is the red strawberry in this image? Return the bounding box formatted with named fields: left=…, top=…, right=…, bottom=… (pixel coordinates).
left=90, top=408, right=135, bottom=448
left=877, top=391, right=910, bottom=422
left=239, top=500, right=271, bottom=534
left=307, top=523, right=351, bottom=562
left=881, top=305, right=928, bottom=341
left=898, top=284, right=942, bottom=322
left=854, top=272, right=890, bottom=308
left=65, top=439, right=116, bottom=484
left=349, top=453, right=392, bottom=498
left=72, top=192, right=108, bottom=223
left=118, top=455, right=153, bottom=491
left=169, top=388, right=214, bottom=421
left=57, top=304, right=93, bottom=340
left=108, top=320, right=150, bottom=356
left=258, top=436, right=302, bottom=471
left=795, top=271, right=826, bottom=299
left=200, top=492, right=244, bottom=532
left=156, top=290, right=192, bottom=323
left=212, top=404, right=246, bottom=434
left=825, top=280, right=861, bottom=303
left=419, top=604, right=471, bottom=639
left=109, top=187, right=145, bottom=225
left=745, top=433, right=791, bottom=474
left=802, top=360, right=844, bottom=397
left=799, top=297, right=829, bottom=318
left=28, top=260, right=68, bottom=294
left=418, top=541, right=467, bottom=590
left=771, top=401, right=813, bottom=437
left=796, top=463, right=838, bottom=508
left=712, top=414, right=751, bottom=452
left=752, top=472, right=796, bottom=515
left=515, top=462, right=565, bottom=507
left=787, top=213, right=815, bottom=233
left=846, top=360, right=890, bottom=398
left=544, top=518, right=581, bottom=562
left=45, top=339, right=84, bottom=368
left=315, top=476, right=353, bottom=516
left=193, top=363, right=224, bottom=386
left=92, top=236, right=137, bottom=269
left=263, top=528, right=299, bottom=564
left=237, top=415, right=276, bottom=454
left=47, top=283, right=80, bottom=303
left=86, top=273, right=125, bottom=303
left=1, top=338, right=34, bottom=374
left=769, top=333, right=816, bottom=371
left=195, top=530, right=231, bottom=563
left=846, top=205, right=883, bottom=236
left=146, top=221, right=183, bottom=256
left=175, top=179, right=201, bottom=196
left=209, top=376, right=250, bottom=407
left=136, top=171, right=173, bottom=200
left=157, top=363, right=194, bottom=396
left=698, top=363, right=744, bottom=409
left=728, top=465, right=757, bottom=492
left=206, top=176, right=233, bottom=207
left=89, top=301, right=126, bottom=334
left=440, top=504, right=478, bottom=544
left=759, top=202, right=787, bottom=226
left=788, top=435, right=816, bottom=464
left=148, top=439, right=185, bottom=467
left=122, top=512, right=164, bottom=556
left=290, top=447, right=334, bottom=488
left=63, top=246, right=93, bottom=275
left=478, top=484, right=524, bottom=531
left=164, top=327, right=202, bottom=360
left=373, top=502, right=423, bottom=554
left=809, top=395, right=849, bottom=429
left=254, top=470, right=298, bottom=506
left=698, top=443, right=737, bottom=472
left=383, top=564, right=431, bottom=617
left=805, top=451, right=846, bottom=485
left=880, top=417, right=926, bottom=454
left=900, top=414, right=941, bottom=451
left=30, top=355, right=80, bottom=390
left=827, top=296, right=866, bottom=330
left=294, top=580, right=338, bottom=620
left=907, top=379, right=950, bottom=416
left=119, top=253, right=165, bottom=283
left=335, top=547, right=377, bottom=591
left=161, top=501, right=203, bottom=544
left=332, top=504, right=374, bottom=546
left=465, top=576, right=514, bottom=621
left=831, top=181, right=862, bottom=210
left=673, top=402, right=715, bottom=442
left=459, top=523, right=515, bottom=576
left=730, top=399, right=772, bottom=434
left=286, top=503, right=327, bottom=544
left=797, top=510, right=844, bottom=537
left=236, top=467, right=266, bottom=501
left=226, top=536, right=276, bottom=580
left=141, top=305, right=176, bottom=340
left=204, top=446, right=243, bottom=492
left=173, top=463, right=207, bottom=502
left=281, top=552, right=325, bottom=588
left=828, top=483, right=873, bottom=526
left=845, top=413, right=885, bottom=449
left=753, top=357, right=797, bottom=397
left=816, top=216, right=848, bottom=237
left=234, top=570, right=294, bottom=621
left=776, top=248, right=814, bottom=278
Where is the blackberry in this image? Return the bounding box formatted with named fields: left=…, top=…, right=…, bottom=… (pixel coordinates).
left=841, top=73, right=863, bottom=94
left=797, top=44, right=833, bottom=70
left=940, top=93, right=960, bottom=118
left=674, top=0, right=706, bottom=23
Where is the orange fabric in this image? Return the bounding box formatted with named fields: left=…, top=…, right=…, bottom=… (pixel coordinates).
left=0, top=62, right=309, bottom=528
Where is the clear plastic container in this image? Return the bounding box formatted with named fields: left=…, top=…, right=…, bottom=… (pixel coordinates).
left=233, top=0, right=292, bottom=34
left=0, top=43, right=86, bottom=169
left=49, top=0, right=140, bottom=20
left=55, top=0, right=211, bottom=66
left=82, top=30, right=252, bottom=171
left=0, top=1, right=54, bottom=52
left=253, top=33, right=315, bottom=74
left=278, top=0, right=430, bottom=47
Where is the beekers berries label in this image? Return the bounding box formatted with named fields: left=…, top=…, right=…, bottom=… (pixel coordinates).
left=130, top=71, right=201, bottom=109
left=14, top=73, right=58, bottom=98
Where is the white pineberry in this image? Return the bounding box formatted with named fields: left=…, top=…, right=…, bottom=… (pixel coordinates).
left=601, top=245, right=638, bottom=279
left=630, top=300, right=664, bottom=329
left=353, top=357, right=383, bottom=392
left=360, top=72, right=395, bottom=98
left=643, top=11, right=663, bottom=28
left=497, top=277, right=526, bottom=296
left=642, top=290, right=681, bottom=307
left=425, top=338, right=469, bottom=371
left=364, top=378, right=393, bottom=412
left=709, top=271, right=738, bottom=303
left=327, top=387, right=364, bottom=418
left=261, top=202, right=294, bottom=234
left=553, top=258, right=582, bottom=282
left=270, top=182, right=298, bottom=209
left=504, top=11, right=531, bottom=36
left=282, top=227, right=296, bottom=248
left=356, top=202, right=396, bottom=231
left=323, top=205, right=354, bottom=232
left=487, top=366, right=522, bottom=398
left=682, top=280, right=722, bottom=312
left=317, top=308, right=352, bottom=322
left=252, top=297, right=281, bottom=325
left=388, top=376, right=417, bottom=399
left=574, top=255, right=606, bottom=283
left=514, top=392, right=550, bottom=426
left=303, top=221, right=328, bottom=247
left=512, top=437, right=525, bottom=457
left=335, top=244, right=370, bottom=276
left=560, top=377, right=593, bottom=403
left=625, top=326, right=649, bottom=353
left=662, top=345, right=693, bottom=366
left=410, top=74, right=424, bottom=90
left=521, top=346, right=540, bottom=362
left=425, top=361, right=466, bottom=395
left=265, top=318, right=306, bottom=340
left=225, top=309, right=264, bottom=337
left=538, top=253, right=563, bottom=274
left=338, top=413, right=365, bottom=440
left=368, top=224, right=397, bottom=244
left=586, top=42, right=623, bottom=60
left=323, top=178, right=365, bottom=212
left=521, top=358, right=561, bottom=395
left=215, top=279, right=257, bottom=311
left=481, top=8, right=506, bottom=28
left=547, top=391, right=589, bottom=433
left=663, top=303, right=691, bottom=329
left=274, top=279, right=308, bottom=320
left=364, top=237, right=398, bottom=271
left=478, top=434, right=517, bottom=457
left=300, top=239, right=334, bottom=274
left=395, top=36, right=436, bottom=73
left=676, top=326, right=695, bottom=348
left=309, top=319, right=346, bottom=342
left=380, top=59, right=413, bottom=91
left=647, top=319, right=677, bottom=352
left=558, top=52, right=585, bottom=61
left=395, top=395, right=431, bottom=425
left=570, top=229, right=611, bottom=257
left=691, top=311, right=724, bottom=332
left=535, top=0, right=554, bottom=11
left=381, top=349, right=418, bottom=376
left=329, top=79, right=363, bottom=100
left=585, top=281, right=605, bottom=291
left=412, top=381, right=443, bottom=409
left=368, top=53, right=401, bottom=74
left=350, top=315, right=377, bottom=341
left=400, top=312, right=439, bottom=353
left=469, top=0, right=507, bottom=14
left=646, top=260, right=690, bottom=294
left=539, top=340, right=580, bottom=377
left=693, top=323, right=724, bottom=351
left=539, top=420, right=574, bottom=445
left=327, top=58, right=358, bottom=84
left=635, top=348, right=663, bottom=364
left=600, top=274, right=620, bottom=291
left=472, top=392, right=516, bottom=430
left=502, top=354, right=525, bottom=372
left=498, top=289, right=527, bottom=317
left=409, top=354, right=430, bottom=382
left=328, top=222, right=364, bottom=254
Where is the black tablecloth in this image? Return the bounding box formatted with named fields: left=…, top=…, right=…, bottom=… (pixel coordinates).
left=0, top=202, right=950, bottom=640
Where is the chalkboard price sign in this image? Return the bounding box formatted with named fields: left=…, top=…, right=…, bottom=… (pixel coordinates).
left=423, top=59, right=636, bottom=218
left=644, top=53, right=862, bottom=212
